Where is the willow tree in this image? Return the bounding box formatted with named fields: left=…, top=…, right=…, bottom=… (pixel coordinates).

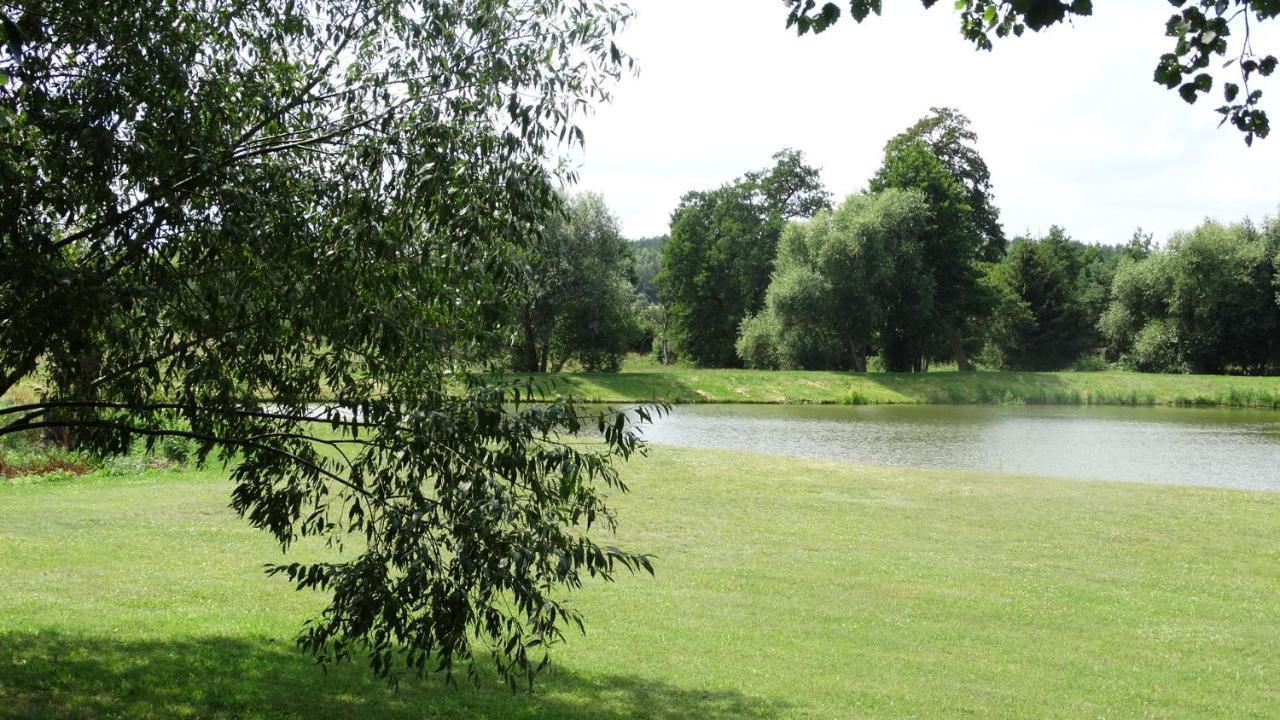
left=0, top=0, right=654, bottom=687
left=512, top=192, right=640, bottom=373
left=738, top=190, right=931, bottom=372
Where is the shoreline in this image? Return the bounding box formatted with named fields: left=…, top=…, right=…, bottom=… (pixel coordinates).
left=517, top=368, right=1280, bottom=409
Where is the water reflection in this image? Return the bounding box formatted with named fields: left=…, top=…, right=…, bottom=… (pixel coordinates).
left=636, top=404, right=1280, bottom=490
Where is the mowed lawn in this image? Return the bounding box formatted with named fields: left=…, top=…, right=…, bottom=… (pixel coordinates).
left=3, top=447, right=1280, bottom=718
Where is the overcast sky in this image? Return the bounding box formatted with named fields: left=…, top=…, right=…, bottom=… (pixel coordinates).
left=568, top=1, right=1280, bottom=245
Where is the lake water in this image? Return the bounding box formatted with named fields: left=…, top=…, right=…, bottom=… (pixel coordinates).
left=634, top=404, right=1280, bottom=490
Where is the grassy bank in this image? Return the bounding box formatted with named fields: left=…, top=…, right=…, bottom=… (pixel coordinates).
left=524, top=368, right=1280, bottom=408
left=4, top=449, right=1280, bottom=717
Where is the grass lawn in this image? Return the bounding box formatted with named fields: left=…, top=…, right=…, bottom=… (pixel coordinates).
left=3, top=447, right=1280, bottom=718
left=522, top=367, right=1280, bottom=409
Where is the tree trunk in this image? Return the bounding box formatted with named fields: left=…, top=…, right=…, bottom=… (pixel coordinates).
left=537, top=334, right=552, bottom=373
left=516, top=304, right=541, bottom=372
left=949, top=329, right=973, bottom=372
left=848, top=342, right=867, bottom=373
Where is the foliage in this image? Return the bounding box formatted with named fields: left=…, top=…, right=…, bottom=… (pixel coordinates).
left=1129, top=318, right=1189, bottom=374
left=1101, top=218, right=1280, bottom=374
left=1100, top=252, right=1179, bottom=370
left=628, top=235, right=667, bottom=303
left=984, top=227, right=1094, bottom=370
left=513, top=192, right=642, bottom=373
left=889, top=107, right=1004, bottom=260
left=742, top=190, right=930, bottom=372
left=783, top=0, right=1280, bottom=144
left=660, top=183, right=766, bottom=368
left=870, top=129, right=984, bottom=371
left=0, top=0, right=654, bottom=688
left=627, top=236, right=671, bottom=362
left=759, top=264, right=843, bottom=370
left=735, top=311, right=782, bottom=370
left=0, top=446, right=90, bottom=481
left=638, top=302, right=677, bottom=365
left=744, top=148, right=833, bottom=220
left=972, top=262, right=1035, bottom=370
left=659, top=150, right=830, bottom=367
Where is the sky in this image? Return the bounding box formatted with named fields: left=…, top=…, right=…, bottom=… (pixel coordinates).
left=568, top=1, right=1280, bottom=246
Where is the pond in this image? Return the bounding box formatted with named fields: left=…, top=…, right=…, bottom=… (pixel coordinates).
left=634, top=404, right=1280, bottom=490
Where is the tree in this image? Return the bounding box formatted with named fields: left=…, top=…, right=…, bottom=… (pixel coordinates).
left=513, top=192, right=640, bottom=373
left=1100, top=218, right=1280, bottom=373
left=1100, top=252, right=1182, bottom=371
left=660, top=183, right=765, bottom=367
left=1168, top=219, right=1280, bottom=372
left=893, top=108, right=1004, bottom=261
left=746, top=148, right=834, bottom=220
left=985, top=227, right=1094, bottom=370
left=739, top=189, right=932, bottom=372
left=629, top=235, right=667, bottom=303
left=659, top=149, right=830, bottom=367
left=735, top=310, right=783, bottom=369
left=870, top=133, right=983, bottom=371
left=1073, top=239, right=1127, bottom=346
left=0, top=0, right=655, bottom=688
left=784, top=1, right=1280, bottom=144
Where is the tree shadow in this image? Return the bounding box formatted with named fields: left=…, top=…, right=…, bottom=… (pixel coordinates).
left=529, top=369, right=1089, bottom=407
left=0, top=631, right=788, bottom=719
left=524, top=372, right=708, bottom=405
left=856, top=370, right=1080, bottom=405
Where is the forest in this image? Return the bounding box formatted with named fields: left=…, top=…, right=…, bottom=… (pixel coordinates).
left=516, top=108, right=1280, bottom=377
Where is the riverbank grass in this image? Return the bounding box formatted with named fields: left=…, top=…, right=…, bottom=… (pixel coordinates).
left=3, top=447, right=1280, bottom=718
left=526, top=367, right=1280, bottom=408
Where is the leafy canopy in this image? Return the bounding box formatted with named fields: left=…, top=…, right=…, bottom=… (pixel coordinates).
left=659, top=149, right=830, bottom=367
left=870, top=128, right=984, bottom=371
left=512, top=192, right=641, bottom=373
left=0, top=0, right=655, bottom=688
left=785, top=1, right=1280, bottom=144
left=895, top=107, right=1004, bottom=261
left=738, top=189, right=931, bottom=372
left=984, top=227, right=1094, bottom=370
left=1100, top=217, right=1280, bottom=373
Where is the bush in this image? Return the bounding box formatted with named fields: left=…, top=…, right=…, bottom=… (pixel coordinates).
left=1127, top=319, right=1188, bottom=373
left=736, top=312, right=781, bottom=369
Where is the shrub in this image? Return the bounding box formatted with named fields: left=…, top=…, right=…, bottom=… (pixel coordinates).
left=736, top=312, right=781, bottom=369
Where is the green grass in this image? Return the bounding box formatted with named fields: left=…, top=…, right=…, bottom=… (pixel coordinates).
left=523, top=367, right=1280, bottom=408
left=4, top=449, right=1280, bottom=717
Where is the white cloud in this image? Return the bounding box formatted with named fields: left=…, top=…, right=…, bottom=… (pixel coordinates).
left=569, top=0, right=1280, bottom=245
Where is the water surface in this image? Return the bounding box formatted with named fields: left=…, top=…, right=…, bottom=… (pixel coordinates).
left=636, top=404, right=1280, bottom=490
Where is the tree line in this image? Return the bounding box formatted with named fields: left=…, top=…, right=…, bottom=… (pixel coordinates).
left=515, top=108, right=1280, bottom=376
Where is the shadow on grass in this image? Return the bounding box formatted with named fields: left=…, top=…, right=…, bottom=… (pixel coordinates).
left=860, top=370, right=1081, bottom=405
left=522, top=372, right=707, bottom=404
left=0, top=631, right=787, bottom=719
left=527, top=370, right=1090, bottom=406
